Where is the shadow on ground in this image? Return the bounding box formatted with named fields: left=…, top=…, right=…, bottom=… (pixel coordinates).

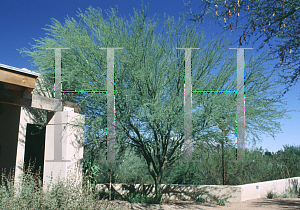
left=248, top=198, right=300, bottom=209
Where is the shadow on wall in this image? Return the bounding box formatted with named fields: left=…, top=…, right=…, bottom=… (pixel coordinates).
left=95, top=183, right=241, bottom=202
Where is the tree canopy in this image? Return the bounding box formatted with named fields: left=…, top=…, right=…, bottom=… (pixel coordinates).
left=17, top=3, right=296, bottom=202
left=183, top=0, right=300, bottom=100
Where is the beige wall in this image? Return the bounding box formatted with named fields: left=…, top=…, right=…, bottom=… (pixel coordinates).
left=96, top=183, right=241, bottom=202
left=239, top=177, right=300, bottom=201
left=14, top=106, right=38, bottom=195
left=42, top=110, right=85, bottom=195
left=96, top=177, right=300, bottom=203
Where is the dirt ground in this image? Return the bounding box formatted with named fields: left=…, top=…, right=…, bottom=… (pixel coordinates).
left=101, top=197, right=300, bottom=209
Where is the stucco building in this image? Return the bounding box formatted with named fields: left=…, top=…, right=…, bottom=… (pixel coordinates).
left=0, top=63, right=85, bottom=195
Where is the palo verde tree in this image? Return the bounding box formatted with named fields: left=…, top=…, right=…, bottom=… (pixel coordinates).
left=17, top=3, right=295, bottom=202
left=183, top=0, right=300, bottom=100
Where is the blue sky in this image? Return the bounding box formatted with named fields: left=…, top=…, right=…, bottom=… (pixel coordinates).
left=1, top=0, right=299, bottom=154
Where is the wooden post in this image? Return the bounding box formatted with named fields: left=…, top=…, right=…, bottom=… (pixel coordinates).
left=108, top=169, right=111, bottom=200
left=221, top=129, right=229, bottom=185
left=222, top=140, right=225, bottom=185
left=218, top=128, right=229, bottom=185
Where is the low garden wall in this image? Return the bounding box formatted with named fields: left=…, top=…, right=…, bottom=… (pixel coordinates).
left=95, top=183, right=241, bottom=202
left=238, top=177, right=300, bottom=201
left=95, top=177, right=300, bottom=203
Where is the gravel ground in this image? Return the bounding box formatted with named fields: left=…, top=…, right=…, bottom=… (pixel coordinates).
left=94, top=197, right=300, bottom=210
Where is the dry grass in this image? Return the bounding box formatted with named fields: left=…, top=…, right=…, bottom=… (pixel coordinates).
left=0, top=161, right=132, bottom=210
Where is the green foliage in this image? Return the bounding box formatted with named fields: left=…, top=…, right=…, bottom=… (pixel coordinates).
left=163, top=161, right=206, bottom=185
left=194, top=195, right=206, bottom=203
left=16, top=2, right=297, bottom=202
left=82, top=145, right=154, bottom=190
left=124, top=192, right=158, bottom=204
left=163, top=144, right=300, bottom=188
left=184, top=0, right=300, bottom=100
left=96, top=189, right=123, bottom=201
left=113, top=147, right=154, bottom=184
left=275, top=145, right=300, bottom=178
left=178, top=194, right=187, bottom=201
left=280, top=188, right=299, bottom=198
left=0, top=163, right=125, bottom=209
left=216, top=199, right=226, bottom=206
left=267, top=186, right=299, bottom=200
left=266, top=190, right=276, bottom=199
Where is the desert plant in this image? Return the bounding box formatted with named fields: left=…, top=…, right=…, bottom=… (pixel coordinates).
left=194, top=195, right=206, bottom=203
left=280, top=190, right=291, bottom=198
left=266, top=190, right=277, bottom=199
left=0, top=162, right=129, bottom=210
left=96, top=188, right=123, bottom=201
left=287, top=187, right=300, bottom=198
left=276, top=187, right=299, bottom=198
left=125, top=192, right=158, bottom=204
left=178, top=194, right=187, bottom=201
left=125, top=192, right=142, bottom=203
left=216, top=199, right=226, bottom=206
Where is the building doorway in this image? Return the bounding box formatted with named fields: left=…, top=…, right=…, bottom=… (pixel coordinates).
left=24, top=123, right=46, bottom=185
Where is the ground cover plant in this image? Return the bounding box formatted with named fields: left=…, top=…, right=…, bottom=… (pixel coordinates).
left=194, top=195, right=206, bottom=203
left=124, top=192, right=158, bottom=204
left=266, top=187, right=300, bottom=199
left=216, top=199, right=226, bottom=206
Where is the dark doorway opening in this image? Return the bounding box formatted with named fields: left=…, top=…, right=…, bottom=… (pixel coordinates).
left=24, top=124, right=46, bottom=184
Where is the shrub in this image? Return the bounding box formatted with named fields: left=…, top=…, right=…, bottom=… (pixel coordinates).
left=0, top=162, right=126, bottom=210
left=280, top=190, right=290, bottom=198
left=266, top=190, right=276, bottom=199
left=194, top=195, right=206, bottom=203
left=96, top=189, right=123, bottom=200
left=178, top=194, right=187, bottom=201
left=216, top=199, right=226, bottom=206
left=125, top=192, right=158, bottom=204
left=277, top=188, right=299, bottom=198
left=125, top=192, right=142, bottom=203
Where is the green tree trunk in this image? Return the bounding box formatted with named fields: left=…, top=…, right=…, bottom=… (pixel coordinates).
left=154, top=173, right=163, bottom=203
